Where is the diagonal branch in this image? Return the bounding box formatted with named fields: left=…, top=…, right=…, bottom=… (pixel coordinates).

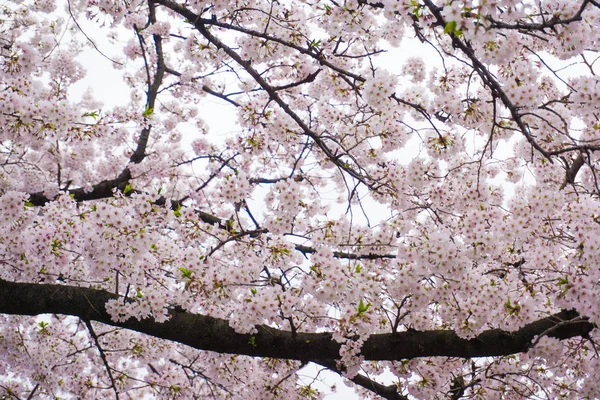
left=155, top=0, right=365, bottom=82
left=84, top=319, right=121, bottom=399
left=422, top=0, right=553, bottom=160
left=155, top=0, right=387, bottom=194
left=315, top=359, right=409, bottom=400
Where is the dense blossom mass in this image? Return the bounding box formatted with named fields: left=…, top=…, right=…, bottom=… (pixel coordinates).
left=2, top=0, right=600, bottom=398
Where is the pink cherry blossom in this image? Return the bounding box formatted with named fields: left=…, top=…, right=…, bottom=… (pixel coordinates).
left=2, top=0, right=600, bottom=398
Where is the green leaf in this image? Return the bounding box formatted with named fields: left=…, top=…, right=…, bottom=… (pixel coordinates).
left=38, top=320, right=50, bottom=335
left=131, top=342, right=144, bottom=356
left=173, top=203, right=182, bottom=217
left=504, top=297, right=521, bottom=315
left=51, top=239, right=61, bottom=254
left=310, top=264, right=323, bottom=277
left=444, top=21, right=457, bottom=34
left=299, top=385, right=318, bottom=399
left=143, top=106, right=154, bottom=117
left=558, top=276, right=569, bottom=286
left=226, top=218, right=235, bottom=233
left=82, top=110, right=99, bottom=120
left=24, top=200, right=33, bottom=208
left=178, top=267, right=193, bottom=279
left=250, top=288, right=257, bottom=295
left=358, top=298, right=371, bottom=315
left=248, top=335, right=257, bottom=348
left=410, top=0, right=422, bottom=18
left=309, top=39, right=321, bottom=48
left=124, top=183, right=132, bottom=195
left=443, top=20, right=463, bottom=37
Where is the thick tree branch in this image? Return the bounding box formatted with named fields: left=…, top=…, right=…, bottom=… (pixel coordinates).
left=27, top=169, right=132, bottom=206
left=130, top=0, right=166, bottom=164
left=561, top=152, right=586, bottom=189
left=0, top=279, right=593, bottom=362
left=27, top=3, right=168, bottom=208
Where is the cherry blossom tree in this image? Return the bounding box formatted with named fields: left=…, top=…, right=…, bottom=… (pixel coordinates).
left=2, top=0, right=600, bottom=398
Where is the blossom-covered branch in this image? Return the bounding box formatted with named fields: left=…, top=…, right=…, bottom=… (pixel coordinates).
left=0, top=279, right=593, bottom=361
left=5, top=0, right=600, bottom=398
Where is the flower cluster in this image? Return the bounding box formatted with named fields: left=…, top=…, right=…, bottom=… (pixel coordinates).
left=4, top=0, right=600, bottom=398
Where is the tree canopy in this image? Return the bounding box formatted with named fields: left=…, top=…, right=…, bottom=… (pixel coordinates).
left=2, top=0, right=600, bottom=398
